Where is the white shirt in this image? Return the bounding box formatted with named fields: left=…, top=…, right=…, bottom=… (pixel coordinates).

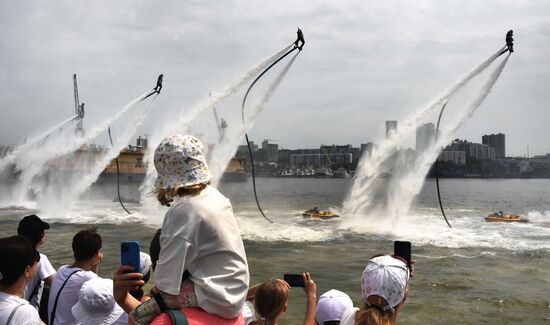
left=242, top=301, right=256, bottom=325
left=47, top=265, right=97, bottom=325
left=155, top=186, right=249, bottom=319
left=339, top=307, right=359, bottom=325
left=23, top=253, right=56, bottom=309
left=0, top=291, right=42, bottom=325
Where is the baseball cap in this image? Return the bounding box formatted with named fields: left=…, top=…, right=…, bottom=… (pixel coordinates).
left=315, top=289, right=353, bottom=324
left=361, top=255, right=409, bottom=312
left=17, top=215, right=50, bottom=246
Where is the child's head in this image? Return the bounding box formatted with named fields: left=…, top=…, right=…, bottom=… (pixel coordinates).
left=254, top=279, right=290, bottom=325
left=355, top=255, right=410, bottom=325
left=0, top=235, right=40, bottom=287
left=153, top=134, right=212, bottom=205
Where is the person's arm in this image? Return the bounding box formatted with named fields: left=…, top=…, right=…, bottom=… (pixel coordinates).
left=113, top=265, right=144, bottom=313
left=43, top=274, right=55, bottom=286
left=302, top=272, right=317, bottom=325
left=246, top=283, right=262, bottom=301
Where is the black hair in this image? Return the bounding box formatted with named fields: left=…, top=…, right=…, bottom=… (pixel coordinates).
left=72, top=228, right=102, bottom=261
left=0, top=236, right=39, bottom=286
left=150, top=228, right=161, bottom=271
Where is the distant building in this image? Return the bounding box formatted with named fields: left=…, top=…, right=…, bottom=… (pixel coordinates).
left=386, top=120, right=397, bottom=139
left=439, top=150, right=466, bottom=165
left=262, top=140, right=278, bottom=163
left=442, top=139, right=495, bottom=164
left=416, top=123, right=435, bottom=152
left=320, top=144, right=353, bottom=168
left=290, top=149, right=322, bottom=166
left=237, top=141, right=258, bottom=155
left=482, top=133, right=505, bottom=158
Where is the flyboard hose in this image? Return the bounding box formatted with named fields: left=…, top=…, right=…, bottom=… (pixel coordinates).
left=110, top=74, right=163, bottom=214
left=434, top=35, right=513, bottom=228
left=434, top=100, right=452, bottom=228
left=108, top=126, right=132, bottom=215
left=242, top=30, right=304, bottom=223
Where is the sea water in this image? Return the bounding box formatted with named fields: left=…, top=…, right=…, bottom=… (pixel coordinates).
left=1, top=177, right=549, bottom=324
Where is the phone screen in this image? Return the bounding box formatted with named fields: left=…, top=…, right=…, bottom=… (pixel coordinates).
left=121, top=241, right=141, bottom=273
left=284, top=274, right=305, bottom=287
left=393, top=241, right=411, bottom=268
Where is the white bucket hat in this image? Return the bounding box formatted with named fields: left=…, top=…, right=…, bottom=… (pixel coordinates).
left=154, top=134, right=213, bottom=189
left=361, top=255, right=409, bottom=312
left=71, top=277, right=125, bottom=325
left=315, top=289, right=354, bottom=324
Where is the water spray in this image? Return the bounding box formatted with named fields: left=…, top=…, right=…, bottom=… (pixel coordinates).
left=242, top=29, right=305, bottom=223
left=110, top=74, right=163, bottom=214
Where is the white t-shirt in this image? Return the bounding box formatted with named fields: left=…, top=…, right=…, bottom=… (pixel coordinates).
left=339, top=307, right=359, bottom=325
left=47, top=265, right=97, bottom=325
left=23, top=253, right=56, bottom=309
left=242, top=301, right=256, bottom=325
left=155, top=185, right=249, bottom=319
left=0, top=291, right=42, bottom=325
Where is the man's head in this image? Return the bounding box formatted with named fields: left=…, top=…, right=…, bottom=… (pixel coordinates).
left=73, top=228, right=102, bottom=261
left=17, top=214, right=50, bottom=248
left=0, top=235, right=40, bottom=287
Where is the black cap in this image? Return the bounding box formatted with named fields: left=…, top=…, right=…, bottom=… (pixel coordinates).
left=17, top=215, right=50, bottom=247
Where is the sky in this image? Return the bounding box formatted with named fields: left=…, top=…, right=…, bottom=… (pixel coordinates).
left=1, top=0, right=549, bottom=157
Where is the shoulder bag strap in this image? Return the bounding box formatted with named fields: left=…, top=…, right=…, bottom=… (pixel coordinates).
left=49, top=270, right=81, bottom=325
left=166, top=309, right=189, bottom=325
left=6, top=303, right=25, bottom=325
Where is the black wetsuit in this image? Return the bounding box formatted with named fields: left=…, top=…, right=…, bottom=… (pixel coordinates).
left=155, top=74, right=163, bottom=94
left=506, top=31, right=514, bottom=52
left=295, top=29, right=305, bottom=51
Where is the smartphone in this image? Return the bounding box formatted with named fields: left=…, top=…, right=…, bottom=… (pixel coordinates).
left=284, top=273, right=305, bottom=287
left=121, top=241, right=141, bottom=273
left=394, top=240, right=411, bottom=269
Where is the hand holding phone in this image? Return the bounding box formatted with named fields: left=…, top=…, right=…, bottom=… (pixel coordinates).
left=121, top=241, right=141, bottom=273
left=393, top=240, right=412, bottom=269
left=284, top=273, right=305, bottom=287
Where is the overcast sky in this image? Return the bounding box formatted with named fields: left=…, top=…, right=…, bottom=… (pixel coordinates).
left=1, top=0, right=549, bottom=156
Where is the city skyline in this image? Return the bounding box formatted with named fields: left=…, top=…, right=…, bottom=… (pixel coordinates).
left=1, top=1, right=550, bottom=157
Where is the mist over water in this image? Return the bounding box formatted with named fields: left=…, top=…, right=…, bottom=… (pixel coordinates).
left=342, top=49, right=510, bottom=231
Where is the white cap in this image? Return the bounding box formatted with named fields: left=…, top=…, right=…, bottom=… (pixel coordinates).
left=315, top=289, right=354, bottom=324
left=71, top=278, right=124, bottom=325
left=140, top=252, right=152, bottom=276
left=361, top=255, right=409, bottom=312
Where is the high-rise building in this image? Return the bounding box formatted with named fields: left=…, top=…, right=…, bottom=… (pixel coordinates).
left=386, top=120, right=397, bottom=139
left=482, top=133, right=505, bottom=158
left=416, top=123, right=435, bottom=152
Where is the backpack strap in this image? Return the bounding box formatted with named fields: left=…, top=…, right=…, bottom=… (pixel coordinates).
left=49, top=270, right=81, bottom=325
left=26, top=278, right=42, bottom=303
left=6, top=303, right=25, bottom=325
left=166, top=309, right=189, bottom=325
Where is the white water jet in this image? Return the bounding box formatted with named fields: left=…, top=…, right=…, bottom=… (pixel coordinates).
left=209, top=53, right=299, bottom=187
left=140, top=45, right=294, bottom=198
left=11, top=90, right=152, bottom=204
left=0, top=114, right=80, bottom=173
left=38, top=97, right=158, bottom=216
left=343, top=50, right=510, bottom=227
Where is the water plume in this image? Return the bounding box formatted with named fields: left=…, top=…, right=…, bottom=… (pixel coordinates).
left=343, top=51, right=510, bottom=228
left=141, top=45, right=294, bottom=197
left=209, top=53, right=299, bottom=187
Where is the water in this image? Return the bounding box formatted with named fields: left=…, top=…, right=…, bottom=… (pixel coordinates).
left=1, top=178, right=549, bottom=324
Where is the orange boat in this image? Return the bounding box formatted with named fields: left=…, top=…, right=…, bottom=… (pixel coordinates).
left=303, top=208, right=339, bottom=220
left=485, top=211, right=528, bottom=223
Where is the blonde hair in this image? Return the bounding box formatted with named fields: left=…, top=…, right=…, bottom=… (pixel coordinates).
left=153, top=183, right=208, bottom=206
left=354, top=285, right=409, bottom=325
left=254, top=279, right=289, bottom=325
